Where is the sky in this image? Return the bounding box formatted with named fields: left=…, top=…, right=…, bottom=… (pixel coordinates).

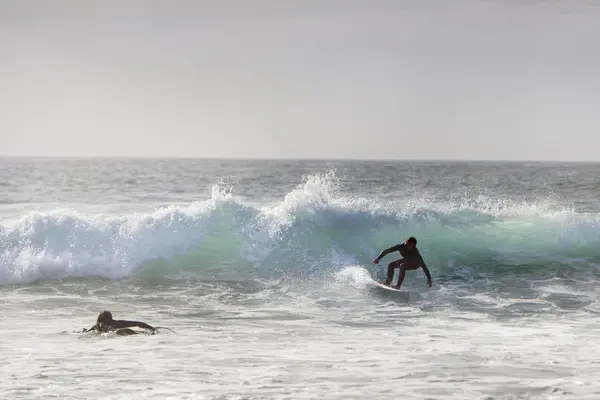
left=1, top=0, right=599, bottom=161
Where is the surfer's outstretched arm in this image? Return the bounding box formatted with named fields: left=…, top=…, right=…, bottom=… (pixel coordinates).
left=373, top=244, right=402, bottom=263
left=421, top=263, right=432, bottom=287
left=115, top=320, right=155, bottom=331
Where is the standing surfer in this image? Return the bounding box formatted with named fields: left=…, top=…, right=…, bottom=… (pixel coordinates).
left=373, top=237, right=432, bottom=289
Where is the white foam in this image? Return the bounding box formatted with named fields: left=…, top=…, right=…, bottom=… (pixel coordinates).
left=1, top=172, right=599, bottom=285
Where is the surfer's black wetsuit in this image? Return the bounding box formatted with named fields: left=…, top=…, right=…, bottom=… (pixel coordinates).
left=84, top=311, right=157, bottom=335
left=375, top=243, right=432, bottom=288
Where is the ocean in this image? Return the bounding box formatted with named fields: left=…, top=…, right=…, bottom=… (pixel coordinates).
left=1, top=158, right=599, bottom=399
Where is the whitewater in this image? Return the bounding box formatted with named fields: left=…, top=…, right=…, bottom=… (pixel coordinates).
left=1, top=158, right=600, bottom=399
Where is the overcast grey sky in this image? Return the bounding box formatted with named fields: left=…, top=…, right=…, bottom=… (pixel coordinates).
left=1, top=0, right=599, bottom=160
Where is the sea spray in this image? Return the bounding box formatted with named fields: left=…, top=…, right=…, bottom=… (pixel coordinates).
left=1, top=172, right=599, bottom=286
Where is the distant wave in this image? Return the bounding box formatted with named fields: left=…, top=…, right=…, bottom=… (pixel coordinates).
left=1, top=172, right=600, bottom=285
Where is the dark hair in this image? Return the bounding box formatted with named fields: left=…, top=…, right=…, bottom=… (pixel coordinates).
left=95, top=310, right=114, bottom=332
left=407, top=237, right=417, bottom=245
left=97, top=310, right=113, bottom=324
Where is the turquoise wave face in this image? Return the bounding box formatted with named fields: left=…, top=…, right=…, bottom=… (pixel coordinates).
left=1, top=173, right=599, bottom=286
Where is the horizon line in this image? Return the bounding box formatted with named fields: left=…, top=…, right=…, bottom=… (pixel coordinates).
left=0, top=155, right=599, bottom=164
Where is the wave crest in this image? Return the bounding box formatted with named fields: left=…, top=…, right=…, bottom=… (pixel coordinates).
left=1, top=173, right=599, bottom=285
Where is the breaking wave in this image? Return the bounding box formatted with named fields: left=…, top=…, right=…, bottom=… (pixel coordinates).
left=2, top=172, right=600, bottom=286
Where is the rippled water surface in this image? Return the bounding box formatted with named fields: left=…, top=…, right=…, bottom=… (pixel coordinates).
left=2, top=158, right=600, bottom=399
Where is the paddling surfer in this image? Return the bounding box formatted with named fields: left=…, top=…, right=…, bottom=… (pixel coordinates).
left=83, top=310, right=161, bottom=335
left=372, top=237, right=432, bottom=289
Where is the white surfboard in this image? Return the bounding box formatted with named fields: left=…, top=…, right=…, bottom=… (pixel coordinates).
left=371, top=280, right=409, bottom=294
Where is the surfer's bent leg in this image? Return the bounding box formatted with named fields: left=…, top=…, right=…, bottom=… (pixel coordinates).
left=386, top=260, right=403, bottom=285
left=394, top=266, right=407, bottom=289
left=393, top=264, right=419, bottom=289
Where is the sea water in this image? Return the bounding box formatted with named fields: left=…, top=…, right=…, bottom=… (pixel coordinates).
left=1, top=158, right=600, bottom=399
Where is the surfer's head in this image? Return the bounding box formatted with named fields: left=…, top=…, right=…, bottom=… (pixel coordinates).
left=96, top=310, right=114, bottom=332
left=405, top=237, right=417, bottom=250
